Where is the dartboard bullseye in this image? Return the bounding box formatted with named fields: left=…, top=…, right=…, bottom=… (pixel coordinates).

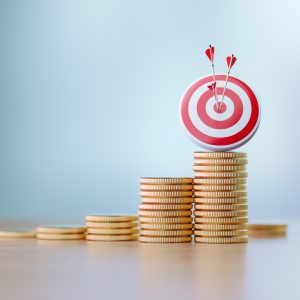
left=180, top=74, right=260, bottom=151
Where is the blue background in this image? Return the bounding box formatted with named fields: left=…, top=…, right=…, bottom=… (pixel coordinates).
left=0, top=0, right=299, bottom=220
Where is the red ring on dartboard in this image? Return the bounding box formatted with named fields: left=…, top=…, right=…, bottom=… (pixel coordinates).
left=197, top=87, right=243, bottom=129
left=180, top=75, right=260, bottom=150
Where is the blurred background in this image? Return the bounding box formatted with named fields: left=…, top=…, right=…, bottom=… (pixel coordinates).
left=0, top=0, right=299, bottom=221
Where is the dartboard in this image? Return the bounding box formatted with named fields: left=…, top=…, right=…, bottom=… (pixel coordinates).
left=180, top=74, right=260, bottom=151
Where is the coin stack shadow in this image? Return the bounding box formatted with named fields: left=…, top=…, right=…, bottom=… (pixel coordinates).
left=85, top=215, right=139, bottom=241
left=138, top=178, right=194, bottom=243
left=193, top=152, right=248, bottom=244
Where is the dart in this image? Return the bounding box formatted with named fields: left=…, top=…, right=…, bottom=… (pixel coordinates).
left=207, top=82, right=218, bottom=104
left=219, top=54, right=237, bottom=112
left=205, top=45, right=218, bottom=103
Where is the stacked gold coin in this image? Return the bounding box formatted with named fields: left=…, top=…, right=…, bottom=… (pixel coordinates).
left=85, top=215, right=139, bottom=241
left=193, top=152, right=248, bottom=244
left=139, top=177, right=193, bottom=243
left=36, top=225, right=86, bottom=240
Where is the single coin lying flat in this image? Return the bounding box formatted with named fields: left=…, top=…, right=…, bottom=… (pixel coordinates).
left=141, top=197, right=194, bottom=204
left=194, top=197, right=248, bottom=204
left=139, top=217, right=192, bottom=224
left=139, top=236, right=192, bottom=243
left=140, top=229, right=193, bottom=237
left=140, top=223, right=193, bottom=230
left=193, top=152, right=247, bottom=159
left=195, top=236, right=248, bottom=243
left=194, top=223, right=248, bottom=231
left=140, top=177, right=193, bottom=185
left=0, top=229, right=36, bottom=238
left=140, top=184, right=193, bottom=191
left=36, top=233, right=85, bottom=240
left=195, top=204, right=248, bottom=211
left=36, top=225, right=85, bottom=234
left=87, top=228, right=139, bottom=235
left=194, top=230, right=247, bottom=237
left=139, top=203, right=193, bottom=211
left=193, top=178, right=247, bottom=185
left=85, top=221, right=138, bottom=229
left=248, top=223, right=287, bottom=234
left=86, top=235, right=138, bottom=241
left=86, top=215, right=138, bottom=222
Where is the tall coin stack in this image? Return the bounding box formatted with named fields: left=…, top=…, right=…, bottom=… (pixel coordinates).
left=139, top=177, right=194, bottom=243
left=192, top=152, right=248, bottom=244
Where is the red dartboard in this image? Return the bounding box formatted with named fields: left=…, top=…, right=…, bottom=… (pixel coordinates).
left=180, top=75, right=260, bottom=151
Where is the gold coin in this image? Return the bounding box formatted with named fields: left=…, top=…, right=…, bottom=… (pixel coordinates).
left=194, top=158, right=248, bottom=165
left=86, top=221, right=138, bottom=228
left=140, top=191, right=193, bottom=198
left=140, top=184, right=193, bottom=191
left=195, top=236, right=248, bottom=243
left=193, top=165, right=246, bottom=172
left=194, top=172, right=248, bottom=178
left=142, top=197, right=194, bottom=204
left=139, top=236, right=192, bottom=243
left=86, top=215, right=138, bottom=222
left=195, top=204, right=248, bottom=211
left=86, top=234, right=138, bottom=241
left=139, top=217, right=192, bottom=224
left=37, top=233, right=85, bottom=240
left=87, top=228, right=139, bottom=235
left=194, top=230, right=248, bottom=237
left=141, top=223, right=193, bottom=230
left=139, top=203, right=193, bottom=211
left=36, top=225, right=85, bottom=234
left=195, top=210, right=248, bottom=218
left=195, top=217, right=248, bottom=224
left=139, top=210, right=191, bottom=217
left=0, top=229, right=36, bottom=238
left=194, top=197, right=248, bottom=204
left=194, top=191, right=247, bottom=198
left=193, top=184, right=246, bottom=191
left=248, top=224, right=287, bottom=233
left=193, top=178, right=247, bottom=185
left=140, top=230, right=193, bottom=237
left=140, top=177, right=193, bottom=185
left=194, top=223, right=248, bottom=231
left=193, top=152, right=247, bottom=159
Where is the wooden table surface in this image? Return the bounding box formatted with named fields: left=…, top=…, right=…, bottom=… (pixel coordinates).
left=0, top=221, right=299, bottom=300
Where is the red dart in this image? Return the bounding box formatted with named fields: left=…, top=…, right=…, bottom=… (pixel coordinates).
left=205, top=45, right=215, bottom=62
left=205, top=45, right=218, bottom=103
left=219, top=54, right=237, bottom=112
left=207, top=82, right=218, bottom=104
left=207, top=82, right=216, bottom=91
left=226, top=55, right=237, bottom=69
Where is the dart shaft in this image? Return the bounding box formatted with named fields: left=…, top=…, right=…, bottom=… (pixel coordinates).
left=219, top=71, right=230, bottom=112
left=211, top=63, right=218, bottom=103
left=209, top=47, right=218, bottom=103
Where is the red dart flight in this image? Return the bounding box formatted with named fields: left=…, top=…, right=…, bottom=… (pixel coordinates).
left=205, top=45, right=215, bottom=62
left=226, top=55, right=237, bottom=69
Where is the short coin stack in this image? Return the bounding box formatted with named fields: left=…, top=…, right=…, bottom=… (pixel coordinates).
left=36, top=225, right=86, bottom=240
left=193, top=152, right=248, bottom=244
left=139, top=177, right=193, bottom=243
left=85, top=215, right=139, bottom=241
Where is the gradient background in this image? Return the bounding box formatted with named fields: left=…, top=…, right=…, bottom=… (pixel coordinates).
left=0, top=0, right=299, bottom=221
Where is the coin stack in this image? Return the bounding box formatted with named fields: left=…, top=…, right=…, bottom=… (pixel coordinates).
left=139, top=177, right=194, bottom=243
left=36, top=225, right=86, bottom=240
left=193, top=152, right=248, bottom=244
left=85, top=215, right=139, bottom=241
